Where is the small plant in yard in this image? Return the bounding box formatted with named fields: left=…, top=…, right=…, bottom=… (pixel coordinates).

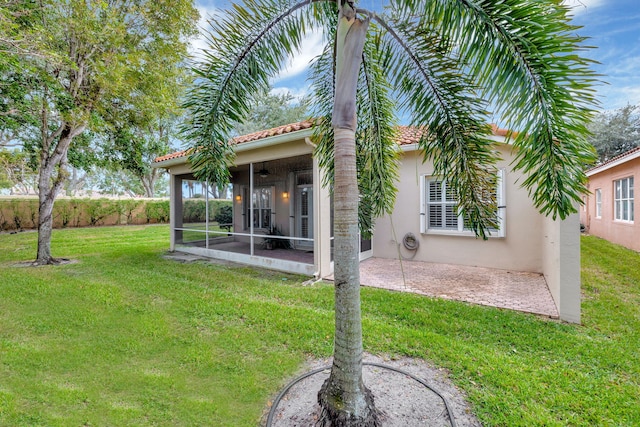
left=116, top=199, right=142, bottom=225
left=56, top=200, right=76, bottom=228
left=85, top=199, right=118, bottom=226
left=0, top=227, right=638, bottom=426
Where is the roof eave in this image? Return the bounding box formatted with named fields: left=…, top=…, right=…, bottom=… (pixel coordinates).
left=152, top=156, right=187, bottom=169
left=152, top=126, right=316, bottom=169
left=234, top=126, right=314, bottom=155
left=586, top=149, right=640, bottom=176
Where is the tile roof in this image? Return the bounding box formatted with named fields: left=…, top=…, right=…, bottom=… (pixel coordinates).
left=154, top=120, right=512, bottom=164
left=586, top=145, right=640, bottom=173
left=154, top=148, right=193, bottom=163
left=153, top=120, right=315, bottom=164
left=395, top=126, right=426, bottom=145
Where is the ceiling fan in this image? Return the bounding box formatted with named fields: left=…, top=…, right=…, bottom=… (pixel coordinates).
left=256, top=162, right=270, bottom=178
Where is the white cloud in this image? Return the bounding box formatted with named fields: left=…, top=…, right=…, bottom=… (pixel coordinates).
left=189, top=8, right=326, bottom=85
left=270, top=85, right=312, bottom=103
left=272, top=29, right=327, bottom=82
left=564, top=0, right=606, bottom=15
left=188, top=5, right=221, bottom=59
left=599, top=85, right=640, bottom=111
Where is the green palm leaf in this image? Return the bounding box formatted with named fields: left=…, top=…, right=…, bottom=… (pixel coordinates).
left=406, top=0, right=599, bottom=218
left=183, top=0, right=600, bottom=422
left=182, top=0, right=317, bottom=185
left=374, top=8, right=501, bottom=236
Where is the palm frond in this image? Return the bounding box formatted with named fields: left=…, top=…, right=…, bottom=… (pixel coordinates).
left=310, top=19, right=401, bottom=237
left=309, top=13, right=337, bottom=189
left=411, top=0, right=599, bottom=219
left=182, top=0, right=321, bottom=184
left=355, top=26, right=399, bottom=237
left=374, top=10, right=500, bottom=237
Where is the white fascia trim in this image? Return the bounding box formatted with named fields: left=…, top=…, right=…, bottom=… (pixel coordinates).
left=234, top=127, right=315, bottom=154
left=586, top=150, right=640, bottom=176
left=152, top=127, right=316, bottom=169
left=400, top=143, right=420, bottom=152
left=152, top=156, right=187, bottom=169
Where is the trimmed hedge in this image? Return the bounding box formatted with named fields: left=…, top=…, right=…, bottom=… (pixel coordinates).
left=0, top=198, right=162, bottom=232
left=182, top=199, right=231, bottom=223
left=0, top=197, right=233, bottom=232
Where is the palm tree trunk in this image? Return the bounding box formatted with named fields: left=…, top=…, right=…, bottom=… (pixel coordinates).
left=317, top=4, right=380, bottom=426
left=318, top=127, right=380, bottom=426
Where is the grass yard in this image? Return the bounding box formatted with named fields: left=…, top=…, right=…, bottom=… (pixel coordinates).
left=0, top=225, right=638, bottom=426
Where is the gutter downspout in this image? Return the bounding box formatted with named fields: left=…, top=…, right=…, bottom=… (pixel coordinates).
left=305, top=137, right=322, bottom=281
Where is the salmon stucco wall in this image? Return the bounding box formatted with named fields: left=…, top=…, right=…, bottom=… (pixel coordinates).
left=583, top=156, right=640, bottom=252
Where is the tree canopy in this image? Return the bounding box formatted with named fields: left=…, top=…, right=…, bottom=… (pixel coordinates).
left=588, top=104, right=640, bottom=163
left=232, top=90, right=310, bottom=135
left=186, top=0, right=599, bottom=236
left=1, top=0, right=199, bottom=263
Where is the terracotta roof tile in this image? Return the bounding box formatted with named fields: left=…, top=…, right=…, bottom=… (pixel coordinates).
left=154, top=148, right=192, bottom=163
left=587, top=145, right=640, bottom=172
left=395, top=126, right=426, bottom=145
left=153, top=120, right=314, bottom=164
left=153, top=120, right=512, bottom=163
left=394, top=124, right=515, bottom=145
left=233, top=119, right=314, bottom=144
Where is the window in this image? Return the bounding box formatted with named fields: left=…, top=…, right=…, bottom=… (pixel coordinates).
left=426, top=179, right=459, bottom=230
left=244, top=187, right=272, bottom=229
left=614, top=176, right=634, bottom=222
left=595, top=188, right=602, bottom=218
left=421, top=170, right=505, bottom=237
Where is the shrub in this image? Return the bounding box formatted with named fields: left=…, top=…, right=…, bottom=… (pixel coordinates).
left=116, top=199, right=142, bottom=224
left=144, top=200, right=170, bottom=223
left=183, top=199, right=206, bottom=223
left=214, top=204, right=233, bottom=231
left=85, top=199, right=119, bottom=226
left=0, top=208, right=8, bottom=231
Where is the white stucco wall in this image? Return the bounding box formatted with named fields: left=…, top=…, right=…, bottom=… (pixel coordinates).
left=542, top=212, right=581, bottom=323
left=372, top=145, right=545, bottom=272
left=158, top=130, right=581, bottom=321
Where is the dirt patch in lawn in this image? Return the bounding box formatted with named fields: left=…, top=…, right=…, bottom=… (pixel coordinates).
left=11, top=258, right=79, bottom=267
left=265, top=354, right=482, bottom=427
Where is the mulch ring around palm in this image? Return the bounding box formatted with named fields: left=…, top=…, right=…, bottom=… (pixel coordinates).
left=264, top=354, right=482, bottom=427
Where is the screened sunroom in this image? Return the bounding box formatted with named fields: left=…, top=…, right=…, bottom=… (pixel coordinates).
left=153, top=122, right=355, bottom=278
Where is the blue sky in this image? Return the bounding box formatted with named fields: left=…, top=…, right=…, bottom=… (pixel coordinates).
left=567, top=0, right=640, bottom=110
left=194, top=0, right=640, bottom=112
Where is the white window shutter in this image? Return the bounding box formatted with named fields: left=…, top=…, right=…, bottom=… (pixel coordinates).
left=419, top=175, right=426, bottom=234
left=497, top=169, right=506, bottom=237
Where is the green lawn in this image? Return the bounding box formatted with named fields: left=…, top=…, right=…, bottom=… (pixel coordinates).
left=0, top=226, right=638, bottom=426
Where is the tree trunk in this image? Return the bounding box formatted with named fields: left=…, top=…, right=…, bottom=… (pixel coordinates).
left=317, top=5, right=380, bottom=426
left=36, top=177, right=57, bottom=264
left=142, top=174, right=154, bottom=198
left=36, top=152, right=65, bottom=264
left=35, top=124, right=85, bottom=264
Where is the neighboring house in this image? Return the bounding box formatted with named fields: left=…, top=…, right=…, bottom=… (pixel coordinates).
left=581, top=146, right=639, bottom=252
left=153, top=121, right=581, bottom=322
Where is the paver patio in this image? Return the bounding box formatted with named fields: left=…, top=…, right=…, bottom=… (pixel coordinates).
left=168, top=251, right=560, bottom=319
left=356, top=257, right=560, bottom=319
